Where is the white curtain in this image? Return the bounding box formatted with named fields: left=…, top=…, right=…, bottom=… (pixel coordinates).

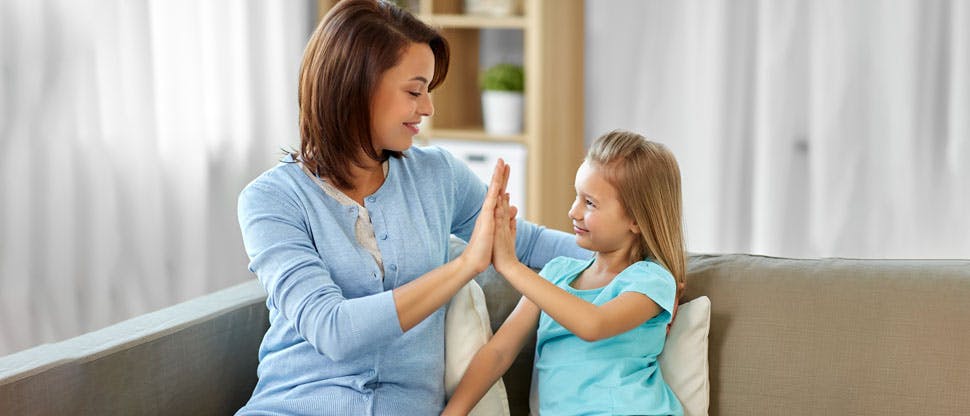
left=0, top=0, right=314, bottom=356
left=586, top=0, right=970, bottom=259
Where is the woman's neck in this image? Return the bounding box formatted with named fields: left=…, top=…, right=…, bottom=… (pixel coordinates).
left=337, top=156, right=386, bottom=205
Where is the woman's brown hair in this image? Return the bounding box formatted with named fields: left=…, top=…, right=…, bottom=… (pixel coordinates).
left=298, top=0, right=449, bottom=190
left=587, top=130, right=687, bottom=296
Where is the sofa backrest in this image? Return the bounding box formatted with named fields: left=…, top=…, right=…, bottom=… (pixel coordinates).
left=5, top=249, right=968, bottom=416
left=0, top=281, right=269, bottom=416
left=474, top=251, right=970, bottom=415
left=682, top=254, right=970, bottom=416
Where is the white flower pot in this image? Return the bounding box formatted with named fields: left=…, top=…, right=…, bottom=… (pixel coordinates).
left=464, top=0, right=522, bottom=16
left=481, top=90, right=524, bottom=135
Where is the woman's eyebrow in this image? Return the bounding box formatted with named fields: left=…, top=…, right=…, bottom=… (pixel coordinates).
left=410, top=76, right=429, bottom=84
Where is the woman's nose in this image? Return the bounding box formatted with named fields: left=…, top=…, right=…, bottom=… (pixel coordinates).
left=419, top=94, right=434, bottom=117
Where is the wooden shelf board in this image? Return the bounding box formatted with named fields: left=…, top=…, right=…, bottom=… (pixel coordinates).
left=421, top=128, right=526, bottom=143
left=420, top=14, right=527, bottom=29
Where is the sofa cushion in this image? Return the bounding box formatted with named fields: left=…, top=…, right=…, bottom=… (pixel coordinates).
left=659, top=295, right=711, bottom=416
left=445, top=280, right=511, bottom=415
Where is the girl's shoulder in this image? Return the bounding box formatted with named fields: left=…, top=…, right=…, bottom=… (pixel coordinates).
left=623, top=260, right=675, bottom=282
left=612, top=260, right=677, bottom=312
left=615, top=260, right=676, bottom=292
left=538, top=256, right=592, bottom=284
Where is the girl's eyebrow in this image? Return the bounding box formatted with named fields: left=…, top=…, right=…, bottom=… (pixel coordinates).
left=409, top=76, right=429, bottom=84
left=576, top=188, right=600, bottom=202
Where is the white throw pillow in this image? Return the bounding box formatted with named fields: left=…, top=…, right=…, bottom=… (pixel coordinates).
left=445, top=280, right=511, bottom=416
left=530, top=296, right=711, bottom=416
left=659, top=296, right=712, bottom=416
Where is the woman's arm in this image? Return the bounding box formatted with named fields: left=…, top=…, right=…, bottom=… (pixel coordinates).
left=491, top=195, right=660, bottom=342
left=442, top=296, right=541, bottom=416
left=393, top=160, right=509, bottom=331
left=238, top=161, right=509, bottom=361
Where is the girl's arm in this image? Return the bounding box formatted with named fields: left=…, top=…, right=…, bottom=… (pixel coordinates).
left=497, top=262, right=659, bottom=342
left=492, top=195, right=661, bottom=342
left=442, top=296, right=541, bottom=416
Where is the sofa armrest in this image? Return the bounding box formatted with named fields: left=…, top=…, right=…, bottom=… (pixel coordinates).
left=0, top=280, right=268, bottom=415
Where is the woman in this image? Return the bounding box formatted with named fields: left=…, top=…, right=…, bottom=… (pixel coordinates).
left=235, top=1, right=587, bottom=414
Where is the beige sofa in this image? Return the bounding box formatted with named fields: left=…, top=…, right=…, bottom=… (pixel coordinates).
left=3, top=246, right=969, bottom=415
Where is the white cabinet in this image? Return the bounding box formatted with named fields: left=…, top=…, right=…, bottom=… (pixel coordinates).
left=430, top=139, right=528, bottom=217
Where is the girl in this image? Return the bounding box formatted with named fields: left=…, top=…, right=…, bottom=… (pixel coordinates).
left=444, top=130, right=687, bottom=415
left=235, top=1, right=587, bottom=414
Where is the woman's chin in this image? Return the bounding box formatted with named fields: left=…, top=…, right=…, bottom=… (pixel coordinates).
left=391, top=138, right=413, bottom=151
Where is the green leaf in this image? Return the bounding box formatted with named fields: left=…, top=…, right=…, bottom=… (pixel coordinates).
left=479, top=64, right=524, bottom=92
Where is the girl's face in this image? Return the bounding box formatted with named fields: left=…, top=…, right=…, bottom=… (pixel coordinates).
left=568, top=161, right=640, bottom=254
left=370, top=42, right=436, bottom=153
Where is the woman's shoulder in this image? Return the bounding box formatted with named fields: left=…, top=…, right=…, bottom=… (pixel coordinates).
left=401, top=145, right=458, bottom=173
left=239, top=157, right=310, bottom=208
left=404, top=144, right=448, bottom=159
left=398, top=145, right=484, bottom=193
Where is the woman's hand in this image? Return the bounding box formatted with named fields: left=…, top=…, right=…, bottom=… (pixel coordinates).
left=492, top=190, right=519, bottom=273
left=394, top=160, right=508, bottom=332
left=458, top=159, right=510, bottom=274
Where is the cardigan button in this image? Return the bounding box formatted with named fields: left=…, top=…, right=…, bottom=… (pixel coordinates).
left=367, top=196, right=376, bottom=203
left=380, top=233, right=388, bottom=240
left=388, top=264, right=397, bottom=272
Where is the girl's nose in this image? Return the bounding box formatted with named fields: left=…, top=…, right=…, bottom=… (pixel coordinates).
left=567, top=199, right=581, bottom=221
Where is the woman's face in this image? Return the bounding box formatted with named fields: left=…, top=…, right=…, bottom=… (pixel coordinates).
left=370, top=42, right=436, bottom=153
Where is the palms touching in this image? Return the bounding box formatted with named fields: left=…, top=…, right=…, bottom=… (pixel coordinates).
left=460, top=159, right=510, bottom=273
left=492, top=191, right=519, bottom=269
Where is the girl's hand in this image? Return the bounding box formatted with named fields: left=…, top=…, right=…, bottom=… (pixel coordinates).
left=459, top=159, right=510, bottom=274
left=492, top=191, right=519, bottom=272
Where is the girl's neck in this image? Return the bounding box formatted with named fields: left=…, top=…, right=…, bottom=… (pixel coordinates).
left=571, top=246, right=638, bottom=291
left=590, top=245, right=639, bottom=277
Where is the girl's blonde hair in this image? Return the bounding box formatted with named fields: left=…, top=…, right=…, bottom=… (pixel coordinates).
left=587, top=130, right=687, bottom=293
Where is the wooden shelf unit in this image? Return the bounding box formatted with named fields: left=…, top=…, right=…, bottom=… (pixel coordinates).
left=318, top=0, right=584, bottom=232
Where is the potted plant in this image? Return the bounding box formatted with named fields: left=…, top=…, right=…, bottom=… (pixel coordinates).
left=479, top=63, right=524, bottom=135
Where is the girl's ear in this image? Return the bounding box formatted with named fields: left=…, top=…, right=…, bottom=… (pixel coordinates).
left=629, top=220, right=641, bottom=235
